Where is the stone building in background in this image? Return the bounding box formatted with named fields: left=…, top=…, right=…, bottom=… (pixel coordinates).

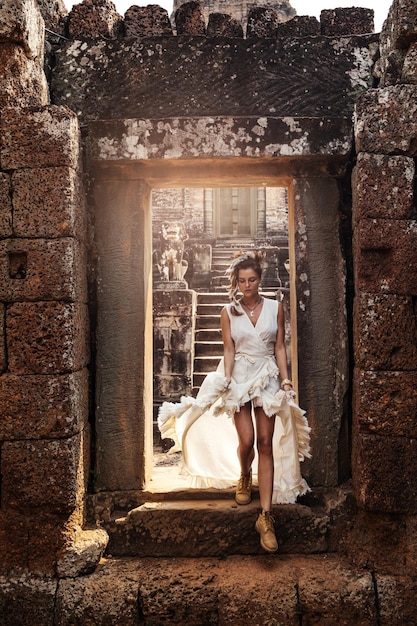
left=1, top=0, right=417, bottom=623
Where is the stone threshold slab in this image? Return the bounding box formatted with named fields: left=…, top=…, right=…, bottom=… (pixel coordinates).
left=103, top=493, right=353, bottom=558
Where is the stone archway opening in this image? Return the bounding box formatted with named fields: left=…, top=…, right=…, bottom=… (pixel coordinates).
left=88, top=116, right=350, bottom=511
left=151, top=183, right=293, bottom=487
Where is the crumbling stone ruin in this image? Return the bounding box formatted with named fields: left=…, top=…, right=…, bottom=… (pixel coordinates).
left=1, top=0, right=417, bottom=623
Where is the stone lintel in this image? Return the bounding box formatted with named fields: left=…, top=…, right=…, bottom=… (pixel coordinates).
left=87, top=116, right=353, bottom=163
left=90, top=156, right=349, bottom=187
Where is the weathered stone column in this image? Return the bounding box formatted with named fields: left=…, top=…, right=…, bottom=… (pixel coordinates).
left=293, top=177, right=349, bottom=487
left=94, top=177, right=153, bottom=492
left=153, top=289, right=196, bottom=405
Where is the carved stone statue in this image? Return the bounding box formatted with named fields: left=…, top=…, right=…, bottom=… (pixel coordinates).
left=155, top=221, right=189, bottom=284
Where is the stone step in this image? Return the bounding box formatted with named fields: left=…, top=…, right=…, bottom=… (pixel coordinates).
left=195, top=341, right=224, bottom=356
left=51, top=551, right=385, bottom=625
left=211, top=259, right=232, bottom=268
left=195, top=315, right=221, bottom=329
left=193, top=373, right=208, bottom=388
left=195, top=328, right=222, bottom=342
left=197, top=303, right=224, bottom=316
left=197, top=292, right=229, bottom=304
left=211, top=276, right=229, bottom=289
left=194, top=355, right=222, bottom=372
left=102, top=486, right=354, bottom=558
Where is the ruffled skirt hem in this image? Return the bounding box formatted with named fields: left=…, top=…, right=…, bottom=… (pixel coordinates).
left=158, top=370, right=311, bottom=505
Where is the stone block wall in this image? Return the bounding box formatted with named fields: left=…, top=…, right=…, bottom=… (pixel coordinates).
left=0, top=0, right=95, bottom=576
left=352, top=0, right=417, bottom=520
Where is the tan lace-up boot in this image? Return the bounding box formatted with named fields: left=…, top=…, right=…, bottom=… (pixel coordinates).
left=235, top=470, right=252, bottom=505
left=255, top=510, right=278, bottom=553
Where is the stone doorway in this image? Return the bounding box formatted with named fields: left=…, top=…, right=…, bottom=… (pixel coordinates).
left=215, top=187, right=257, bottom=237
left=151, top=183, right=291, bottom=485
left=89, top=117, right=350, bottom=503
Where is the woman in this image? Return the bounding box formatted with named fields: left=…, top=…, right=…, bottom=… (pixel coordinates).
left=158, top=251, right=310, bottom=553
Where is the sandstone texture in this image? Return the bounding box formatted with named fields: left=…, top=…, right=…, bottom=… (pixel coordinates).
left=1, top=105, right=80, bottom=170
left=320, top=7, right=374, bottom=36
left=0, top=0, right=45, bottom=60
left=88, top=117, right=353, bottom=162
left=352, top=153, right=415, bottom=221
left=6, top=302, right=89, bottom=374
left=0, top=173, right=12, bottom=237
left=124, top=5, right=172, bottom=38
left=0, top=370, right=88, bottom=440
left=0, top=237, right=86, bottom=302
left=107, top=498, right=331, bottom=558
left=52, top=35, right=375, bottom=122
left=1, top=1, right=417, bottom=624
left=153, top=289, right=196, bottom=401
left=12, top=167, right=85, bottom=239
left=4, top=555, right=417, bottom=625
left=67, top=0, right=123, bottom=39
left=0, top=44, right=48, bottom=108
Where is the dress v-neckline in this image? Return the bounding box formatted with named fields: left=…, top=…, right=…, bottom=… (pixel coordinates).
left=240, top=298, right=264, bottom=328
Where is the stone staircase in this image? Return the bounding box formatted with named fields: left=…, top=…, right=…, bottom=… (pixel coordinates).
left=210, top=238, right=254, bottom=291
left=192, top=289, right=279, bottom=393
left=193, top=292, right=226, bottom=392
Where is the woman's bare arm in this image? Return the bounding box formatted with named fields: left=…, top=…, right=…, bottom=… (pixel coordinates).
left=274, top=302, right=291, bottom=386
left=221, top=307, right=235, bottom=383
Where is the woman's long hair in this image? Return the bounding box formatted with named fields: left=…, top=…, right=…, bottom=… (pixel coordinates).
left=226, top=251, right=264, bottom=315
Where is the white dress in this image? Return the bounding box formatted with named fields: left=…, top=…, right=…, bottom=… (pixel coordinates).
left=158, top=298, right=311, bottom=504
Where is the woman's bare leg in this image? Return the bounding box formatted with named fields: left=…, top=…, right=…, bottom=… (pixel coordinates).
left=254, top=407, right=275, bottom=512
left=234, top=401, right=255, bottom=473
